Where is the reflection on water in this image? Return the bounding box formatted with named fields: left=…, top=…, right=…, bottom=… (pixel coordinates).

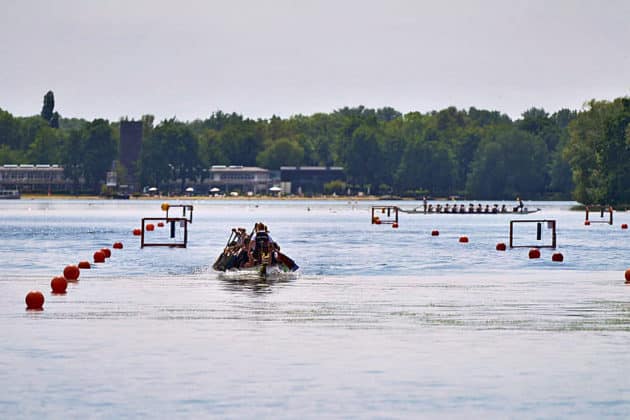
left=218, top=270, right=299, bottom=294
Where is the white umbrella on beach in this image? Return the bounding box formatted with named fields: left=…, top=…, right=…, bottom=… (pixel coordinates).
left=148, top=187, right=158, bottom=192
left=210, top=187, right=220, bottom=193
left=185, top=187, right=194, bottom=192
left=269, top=186, right=281, bottom=192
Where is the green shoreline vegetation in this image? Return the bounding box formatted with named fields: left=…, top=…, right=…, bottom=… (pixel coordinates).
left=1, top=92, right=629, bottom=205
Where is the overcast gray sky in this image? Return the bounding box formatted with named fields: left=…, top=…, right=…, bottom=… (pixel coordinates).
left=1, top=0, right=628, bottom=122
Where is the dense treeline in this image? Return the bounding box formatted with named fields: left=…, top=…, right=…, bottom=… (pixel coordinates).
left=1, top=91, right=629, bottom=202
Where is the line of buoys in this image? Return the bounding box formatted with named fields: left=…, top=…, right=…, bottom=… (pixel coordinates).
left=133, top=228, right=142, bottom=236
left=496, top=242, right=506, bottom=251
left=25, top=290, right=45, bottom=310
left=431, top=230, right=440, bottom=236
left=528, top=248, right=541, bottom=259
left=459, top=236, right=469, bottom=243
left=551, top=252, right=564, bottom=262
left=63, top=265, right=80, bottom=282
left=113, top=242, right=123, bottom=249
left=51, top=276, right=67, bottom=294
left=622, top=224, right=628, bottom=230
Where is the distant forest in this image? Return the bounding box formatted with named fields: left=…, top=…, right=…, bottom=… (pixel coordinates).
left=1, top=91, right=629, bottom=203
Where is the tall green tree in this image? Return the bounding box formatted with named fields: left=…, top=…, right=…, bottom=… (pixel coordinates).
left=466, top=128, right=548, bottom=199
left=83, top=119, right=117, bottom=191
left=256, top=137, right=304, bottom=169
left=41, top=91, right=55, bottom=122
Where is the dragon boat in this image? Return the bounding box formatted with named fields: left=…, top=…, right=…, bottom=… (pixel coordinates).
left=212, top=224, right=299, bottom=278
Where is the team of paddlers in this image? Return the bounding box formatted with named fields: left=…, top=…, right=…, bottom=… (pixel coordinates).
left=212, top=222, right=298, bottom=272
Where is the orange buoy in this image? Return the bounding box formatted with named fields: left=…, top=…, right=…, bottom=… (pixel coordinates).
left=551, top=252, right=564, bottom=262
left=133, top=228, right=142, bottom=236
left=528, top=248, right=541, bottom=259
left=496, top=242, right=506, bottom=251
left=392, top=222, right=399, bottom=228
left=93, top=250, right=106, bottom=263
left=101, top=248, right=111, bottom=258
left=459, top=236, right=469, bottom=243
left=78, top=261, right=91, bottom=269
left=63, top=265, right=80, bottom=281
left=622, top=224, right=628, bottom=230
left=51, top=276, right=67, bottom=294
left=431, top=230, right=439, bottom=236
left=113, top=242, right=123, bottom=249
left=146, top=224, right=155, bottom=231
left=157, top=222, right=165, bottom=228
left=625, top=269, right=630, bottom=284
left=25, top=290, right=44, bottom=310
left=584, top=220, right=590, bottom=226
left=161, top=202, right=170, bottom=211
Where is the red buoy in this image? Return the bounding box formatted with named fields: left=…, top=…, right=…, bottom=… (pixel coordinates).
left=622, top=224, right=628, bottom=230
left=157, top=222, right=165, bottom=228
left=551, top=252, right=564, bottom=262
left=93, top=250, right=106, bottom=263
left=78, top=261, right=91, bottom=269
left=392, top=222, right=399, bottom=228
left=113, top=242, right=123, bottom=249
left=146, top=224, right=155, bottom=231
left=496, top=242, right=506, bottom=251
left=459, top=236, right=469, bottom=243
left=25, top=290, right=44, bottom=310
left=101, top=248, right=111, bottom=258
left=584, top=220, right=590, bottom=226
left=51, top=276, right=67, bottom=294
left=529, top=248, right=541, bottom=259
left=63, top=265, right=80, bottom=281
left=431, top=230, right=439, bottom=236
left=375, top=219, right=382, bottom=225
left=625, top=269, right=630, bottom=284
left=133, top=228, right=142, bottom=236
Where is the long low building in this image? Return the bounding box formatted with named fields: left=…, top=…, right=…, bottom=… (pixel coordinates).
left=204, top=165, right=272, bottom=194
left=0, top=164, right=78, bottom=193
left=280, top=166, right=345, bottom=195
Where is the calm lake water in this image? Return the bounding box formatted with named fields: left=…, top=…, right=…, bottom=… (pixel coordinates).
left=1, top=199, right=630, bottom=418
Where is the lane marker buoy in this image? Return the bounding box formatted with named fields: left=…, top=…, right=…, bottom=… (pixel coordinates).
left=529, top=248, right=541, bottom=259
left=459, top=236, right=469, bottom=243
left=101, top=248, right=111, bottom=258
left=496, top=243, right=506, bottom=251
left=431, top=230, right=439, bottom=236
left=146, top=224, right=155, bottom=231
left=93, top=251, right=106, bottom=263
left=133, top=228, right=141, bottom=236
left=78, top=261, right=91, bottom=269
left=51, top=276, right=67, bottom=294
left=63, top=265, right=80, bottom=281
left=625, top=269, right=630, bottom=284
left=25, top=290, right=44, bottom=310
left=113, top=242, right=123, bottom=249
left=622, top=224, right=628, bottom=230
left=552, top=252, right=564, bottom=262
